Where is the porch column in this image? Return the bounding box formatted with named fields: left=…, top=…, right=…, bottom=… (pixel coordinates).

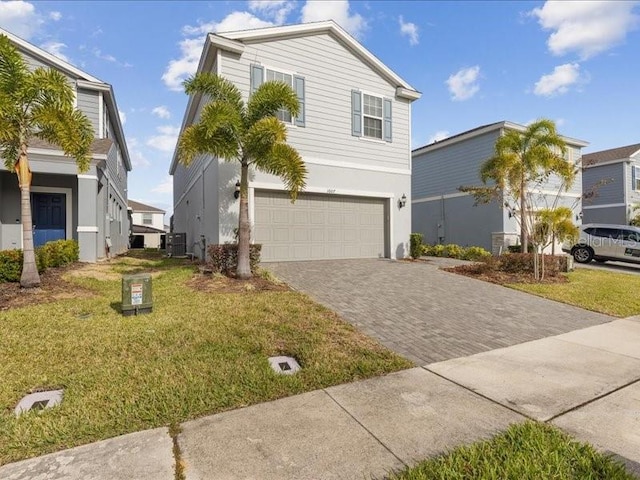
left=77, top=174, right=98, bottom=262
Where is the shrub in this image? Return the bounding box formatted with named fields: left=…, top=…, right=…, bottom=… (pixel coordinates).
left=462, top=246, right=492, bottom=261
left=207, top=244, right=262, bottom=275
left=409, top=233, right=423, bottom=259
left=443, top=244, right=464, bottom=259
left=422, top=243, right=491, bottom=261
left=498, top=253, right=568, bottom=277
left=0, top=249, right=23, bottom=282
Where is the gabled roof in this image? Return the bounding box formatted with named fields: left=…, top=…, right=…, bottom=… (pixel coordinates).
left=412, top=121, right=589, bottom=157
left=29, top=137, right=113, bottom=157
left=132, top=224, right=167, bottom=234
left=170, top=20, right=421, bottom=175
left=582, top=143, right=640, bottom=167
left=128, top=200, right=166, bottom=213
left=0, top=27, right=132, bottom=171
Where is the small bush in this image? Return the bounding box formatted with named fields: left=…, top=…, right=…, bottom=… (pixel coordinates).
left=462, top=246, right=492, bottom=261
left=409, top=233, right=423, bottom=259
left=507, top=244, right=535, bottom=253
left=497, top=253, right=568, bottom=277
left=207, top=244, right=262, bottom=275
left=443, top=244, right=464, bottom=259
left=422, top=243, right=491, bottom=261
left=0, top=249, right=23, bottom=282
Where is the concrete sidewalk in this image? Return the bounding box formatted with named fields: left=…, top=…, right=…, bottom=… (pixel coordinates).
left=2, top=317, right=639, bottom=479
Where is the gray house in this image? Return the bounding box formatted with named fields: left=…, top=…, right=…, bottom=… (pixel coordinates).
left=582, top=143, right=640, bottom=225
left=412, top=121, right=588, bottom=254
left=170, top=21, right=421, bottom=261
left=0, top=28, right=131, bottom=262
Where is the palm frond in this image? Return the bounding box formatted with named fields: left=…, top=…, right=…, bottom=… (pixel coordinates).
left=183, top=73, right=243, bottom=111
left=244, top=116, right=287, bottom=161
left=253, top=143, right=307, bottom=200
left=246, top=81, right=299, bottom=127
left=29, top=67, right=75, bottom=107
left=0, top=34, right=28, bottom=98
left=199, top=100, right=243, bottom=138
left=177, top=123, right=239, bottom=166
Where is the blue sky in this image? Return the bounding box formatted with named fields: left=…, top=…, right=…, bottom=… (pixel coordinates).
left=1, top=0, right=639, bottom=217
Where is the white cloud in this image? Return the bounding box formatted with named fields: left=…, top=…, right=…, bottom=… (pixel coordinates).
left=92, top=48, right=116, bottom=63
left=152, top=106, right=171, bottom=119
left=146, top=125, right=180, bottom=152
left=531, top=1, right=640, bottom=59
left=127, top=138, right=151, bottom=168
left=248, top=0, right=295, bottom=24
left=428, top=130, right=449, bottom=144
left=301, top=0, right=366, bottom=39
left=41, top=41, right=68, bottom=62
left=151, top=176, right=173, bottom=195
left=446, top=66, right=481, bottom=101
left=533, top=63, right=582, bottom=96
left=164, top=12, right=273, bottom=91
left=49, top=11, right=61, bottom=21
left=399, top=15, right=419, bottom=45
left=0, top=0, right=42, bottom=39
left=118, top=109, right=126, bottom=125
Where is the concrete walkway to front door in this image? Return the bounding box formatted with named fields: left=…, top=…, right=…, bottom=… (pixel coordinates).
left=266, top=258, right=613, bottom=364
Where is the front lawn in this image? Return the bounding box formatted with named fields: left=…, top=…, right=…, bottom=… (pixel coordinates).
left=0, top=253, right=410, bottom=465
left=389, top=421, right=635, bottom=480
left=509, top=269, right=640, bottom=317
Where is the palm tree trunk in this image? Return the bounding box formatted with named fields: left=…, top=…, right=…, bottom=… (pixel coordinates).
left=236, top=161, right=252, bottom=279
left=520, top=178, right=528, bottom=253
left=16, top=145, right=40, bottom=288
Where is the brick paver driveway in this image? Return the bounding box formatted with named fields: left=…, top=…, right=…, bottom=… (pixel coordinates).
left=266, top=258, right=613, bottom=365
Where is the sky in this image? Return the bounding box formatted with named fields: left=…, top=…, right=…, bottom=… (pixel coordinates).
left=0, top=0, right=639, bottom=218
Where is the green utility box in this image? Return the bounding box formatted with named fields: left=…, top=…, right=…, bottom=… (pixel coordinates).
left=122, top=273, right=153, bottom=316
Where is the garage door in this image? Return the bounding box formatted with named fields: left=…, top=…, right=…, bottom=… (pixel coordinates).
left=254, top=190, right=387, bottom=261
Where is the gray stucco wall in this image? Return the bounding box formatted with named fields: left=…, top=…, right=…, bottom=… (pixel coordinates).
left=583, top=163, right=625, bottom=207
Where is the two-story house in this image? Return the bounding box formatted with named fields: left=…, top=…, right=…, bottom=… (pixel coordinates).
left=129, top=199, right=167, bottom=249
left=0, top=28, right=131, bottom=262
left=170, top=21, right=421, bottom=261
left=582, top=143, right=640, bottom=225
left=411, top=121, right=588, bottom=254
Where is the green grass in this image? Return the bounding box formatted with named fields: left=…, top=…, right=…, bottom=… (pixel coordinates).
left=508, top=269, right=640, bottom=317
left=390, top=421, right=635, bottom=480
left=0, top=255, right=411, bottom=465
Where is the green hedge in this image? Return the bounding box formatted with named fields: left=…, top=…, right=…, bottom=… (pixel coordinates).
left=207, top=244, right=262, bottom=275
left=0, top=240, right=79, bottom=283
left=422, top=243, right=491, bottom=261
left=409, top=233, right=423, bottom=259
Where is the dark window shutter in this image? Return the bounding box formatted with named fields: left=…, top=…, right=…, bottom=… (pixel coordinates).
left=250, top=64, right=264, bottom=95
left=351, top=90, right=362, bottom=137
left=293, top=75, right=305, bottom=127
left=383, top=98, right=392, bottom=142
left=633, top=165, right=638, bottom=190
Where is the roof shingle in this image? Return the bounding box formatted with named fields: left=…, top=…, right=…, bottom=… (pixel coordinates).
left=582, top=143, right=640, bottom=166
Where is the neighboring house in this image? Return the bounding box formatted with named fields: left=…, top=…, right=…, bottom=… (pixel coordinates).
left=0, top=28, right=131, bottom=262
left=411, top=121, right=588, bottom=254
left=170, top=21, right=421, bottom=261
left=582, top=143, right=640, bottom=225
left=129, top=200, right=166, bottom=249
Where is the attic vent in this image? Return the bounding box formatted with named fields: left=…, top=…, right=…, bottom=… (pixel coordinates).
left=268, top=356, right=301, bottom=375
left=15, top=389, right=64, bottom=416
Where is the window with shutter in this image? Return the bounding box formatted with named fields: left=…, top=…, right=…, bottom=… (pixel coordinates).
left=352, top=91, right=392, bottom=142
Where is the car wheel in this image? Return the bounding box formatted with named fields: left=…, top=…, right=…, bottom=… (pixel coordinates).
left=573, top=246, right=594, bottom=264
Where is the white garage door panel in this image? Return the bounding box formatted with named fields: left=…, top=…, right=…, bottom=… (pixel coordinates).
left=254, top=190, right=386, bottom=262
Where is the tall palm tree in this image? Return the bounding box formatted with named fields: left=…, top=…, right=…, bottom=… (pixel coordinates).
left=478, top=119, right=573, bottom=253
left=0, top=34, right=94, bottom=288
left=177, top=73, right=307, bottom=279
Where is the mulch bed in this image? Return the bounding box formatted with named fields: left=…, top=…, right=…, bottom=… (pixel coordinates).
left=0, top=266, right=95, bottom=311
left=444, top=264, right=569, bottom=285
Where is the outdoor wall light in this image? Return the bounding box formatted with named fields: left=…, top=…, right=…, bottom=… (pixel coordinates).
left=234, top=181, right=241, bottom=199
left=576, top=211, right=583, bottom=221
left=398, top=193, right=407, bottom=209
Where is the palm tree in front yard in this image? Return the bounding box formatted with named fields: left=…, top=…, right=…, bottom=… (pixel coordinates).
left=0, top=34, right=94, bottom=288
left=177, top=73, right=307, bottom=279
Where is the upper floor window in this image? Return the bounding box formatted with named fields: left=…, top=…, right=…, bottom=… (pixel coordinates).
left=633, top=166, right=640, bottom=191
left=142, top=213, right=152, bottom=225
left=351, top=90, right=392, bottom=142
left=250, top=64, right=305, bottom=127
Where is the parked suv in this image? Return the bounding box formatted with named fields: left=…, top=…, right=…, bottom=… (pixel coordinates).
left=563, top=223, right=640, bottom=264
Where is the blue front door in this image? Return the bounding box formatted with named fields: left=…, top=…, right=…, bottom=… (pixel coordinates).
left=32, top=193, right=66, bottom=247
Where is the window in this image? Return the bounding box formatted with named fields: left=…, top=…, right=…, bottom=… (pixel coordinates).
left=142, top=213, right=152, bottom=225
left=621, top=229, right=640, bottom=242
left=351, top=90, right=392, bottom=142
left=593, top=228, right=621, bottom=239
left=250, top=64, right=305, bottom=127
left=633, top=166, right=640, bottom=191
left=266, top=69, right=293, bottom=123
left=362, top=94, right=383, bottom=139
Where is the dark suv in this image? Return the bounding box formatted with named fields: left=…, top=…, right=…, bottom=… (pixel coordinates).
left=563, top=223, right=640, bottom=264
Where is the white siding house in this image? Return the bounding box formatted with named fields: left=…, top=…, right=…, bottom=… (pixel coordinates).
left=412, top=121, right=588, bottom=254
left=129, top=200, right=166, bottom=249
left=170, top=21, right=421, bottom=262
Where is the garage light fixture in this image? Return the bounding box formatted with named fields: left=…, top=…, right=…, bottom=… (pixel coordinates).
left=398, top=193, right=407, bottom=209
left=234, top=181, right=241, bottom=199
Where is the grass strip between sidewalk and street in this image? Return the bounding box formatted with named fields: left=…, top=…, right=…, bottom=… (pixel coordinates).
left=389, top=421, right=636, bottom=480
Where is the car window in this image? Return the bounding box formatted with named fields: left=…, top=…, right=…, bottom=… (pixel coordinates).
left=621, top=230, right=640, bottom=242
left=594, top=228, right=622, bottom=239
left=583, top=227, right=595, bottom=236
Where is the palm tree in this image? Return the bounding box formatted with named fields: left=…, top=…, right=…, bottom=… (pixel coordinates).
left=478, top=119, right=573, bottom=253
left=534, top=206, right=578, bottom=255
left=0, top=34, right=94, bottom=288
left=177, top=73, right=307, bottom=279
